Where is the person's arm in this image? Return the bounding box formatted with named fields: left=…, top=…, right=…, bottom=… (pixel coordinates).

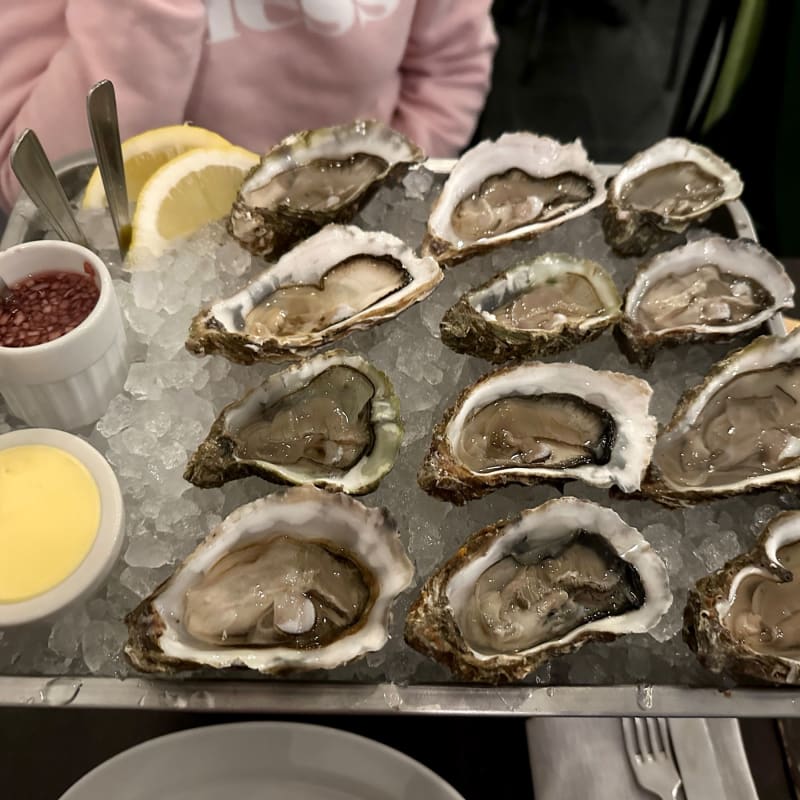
left=392, top=0, right=497, bottom=158
left=0, top=0, right=208, bottom=210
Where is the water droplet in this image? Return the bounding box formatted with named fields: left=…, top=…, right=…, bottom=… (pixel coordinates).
left=40, top=677, right=82, bottom=706
left=637, top=683, right=654, bottom=710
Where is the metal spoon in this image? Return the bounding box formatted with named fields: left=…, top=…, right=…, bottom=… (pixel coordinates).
left=10, top=128, right=89, bottom=250
left=86, top=79, right=131, bottom=256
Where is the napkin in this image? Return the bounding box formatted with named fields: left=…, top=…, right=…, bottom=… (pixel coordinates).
left=526, top=717, right=759, bottom=800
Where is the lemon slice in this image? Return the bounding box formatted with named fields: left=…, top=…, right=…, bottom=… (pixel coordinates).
left=82, top=125, right=232, bottom=209
left=127, top=145, right=259, bottom=266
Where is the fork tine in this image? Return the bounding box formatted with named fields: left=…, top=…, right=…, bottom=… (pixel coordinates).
left=646, top=718, right=663, bottom=757
left=657, top=717, right=674, bottom=759
left=621, top=718, right=639, bottom=762
left=633, top=717, right=651, bottom=760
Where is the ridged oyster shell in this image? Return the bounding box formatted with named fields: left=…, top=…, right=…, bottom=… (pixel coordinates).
left=418, top=361, right=656, bottom=504
left=187, top=225, right=442, bottom=364
left=229, top=119, right=423, bottom=258
left=684, top=510, right=800, bottom=685
left=184, top=350, right=401, bottom=494
left=617, top=236, right=793, bottom=367
left=125, top=486, right=414, bottom=674
left=423, top=134, right=606, bottom=265
left=643, top=330, right=800, bottom=506
left=440, top=253, right=621, bottom=363
left=603, top=138, right=743, bottom=256
left=405, top=498, right=672, bottom=683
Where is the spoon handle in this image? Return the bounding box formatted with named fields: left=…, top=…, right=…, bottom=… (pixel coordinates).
left=10, top=129, right=89, bottom=248
left=86, top=79, right=131, bottom=255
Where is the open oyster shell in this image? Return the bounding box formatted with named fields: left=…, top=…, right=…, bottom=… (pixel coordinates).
left=423, top=134, right=606, bottom=265
left=184, top=350, right=401, bottom=494
left=125, top=486, right=414, bottom=674
left=603, top=138, right=743, bottom=256
left=418, top=361, right=656, bottom=504
left=440, top=253, right=621, bottom=363
left=187, top=224, right=442, bottom=364
left=684, top=510, right=800, bottom=685
left=405, top=498, right=671, bottom=683
left=643, top=330, right=800, bottom=507
left=229, top=120, right=423, bottom=258
left=617, top=236, right=793, bottom=367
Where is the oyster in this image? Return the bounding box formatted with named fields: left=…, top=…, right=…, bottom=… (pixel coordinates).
left=185, top=350, right=401, bottom=494
left=684, top=510, right=800, bottom=685
left=125, top=486, right=414, bottom=674
left=617, top=236, right=793, bottom=367
left=229, top=119, right=423, bottom=257
left=418, top=361, right=656, bottom=504
left=440, top=253, right=621, bottom=363
left=603, top=138, right=743, bottom=256
left=405, top=497, right=671, bottom=683
left=643, top=329, right=800, bottom=506
left=187, top=225, right=442, bottom=364
left=423, top=134, right=606, bottom=265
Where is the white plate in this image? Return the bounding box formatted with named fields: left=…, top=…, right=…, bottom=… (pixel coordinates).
left=59, top=721, right=465, bottom=800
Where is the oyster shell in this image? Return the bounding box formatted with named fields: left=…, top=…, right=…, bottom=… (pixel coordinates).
left=418, top=361, right=656, bottom=504
left=603, top=138, right=743, bottom=256
left=643, top=329, right=800, bottom=506
left=125, top=486, right=414, bottom=674
left=617, top=236, right=793, bottom=367
left=440, top=253, right=621, bottom=363
left=405, top=497, right=671, bottom=683
left=423, top=134, right=606, bottom=265
left=684, top=510, right=800, bottom=685
left=187, top=225, right=442, bottom=364
left=184, top=350, right=401, bottom=494
left=229, top=120, right=423, bottom=257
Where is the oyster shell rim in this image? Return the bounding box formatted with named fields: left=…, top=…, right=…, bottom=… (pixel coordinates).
left=642, top=329, right=800, bottom=506
left=418, top=360, right=657, bottom=505
left=617, top=236, right=794, bottom=367
left=423, top=133, right=607, bottom=266
left=183, top=349, right=402, bottom=495
left=229, top=119, right=424, bottom=258
left=187, top=224, right=443, bottom=365
left=124, top=486, right=415, bottom=675
left=440, top=252, right=622, bottom=364
left=404, top=497, right=672, bottom=683
left=683, top=509, right=800, bottom=685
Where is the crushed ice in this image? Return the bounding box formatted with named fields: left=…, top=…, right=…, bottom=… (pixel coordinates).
left=0, top=168, right=786, bottom=688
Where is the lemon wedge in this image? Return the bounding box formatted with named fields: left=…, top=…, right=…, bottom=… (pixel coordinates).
left=127, top=145, right=259, bottom=266
left=82, top=124, right=232, bottom=209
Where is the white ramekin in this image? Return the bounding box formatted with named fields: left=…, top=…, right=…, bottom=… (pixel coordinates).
left=0, top=428, right=125, bottom=626
left=0, top=240, right=128, bottom=429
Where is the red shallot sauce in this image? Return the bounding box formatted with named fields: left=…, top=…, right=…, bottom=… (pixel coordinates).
left=0, top=263, right=100, bottom=347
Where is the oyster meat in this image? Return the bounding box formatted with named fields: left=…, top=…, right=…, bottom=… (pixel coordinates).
left=229, top=120, right=423, bottom=257
left=643, top=329, right=800, bottom=506
left=125, top=486, right=414, bottom=674
left=440, top=253, right=621, bottom=363
left=603, top=138, right=743, bottom=256
left=184, top=350, right=401, bottom=494
left=423, top=134, right=606, bottom=265
left=405, top=497, right=671, bottom=683
left=418, top=361, right=656, bottom=504
left=617, top=237, right=793, bottom=366
left=187, top=224, right=442, bottom=364
left=684, top=510, right=800, bottom=685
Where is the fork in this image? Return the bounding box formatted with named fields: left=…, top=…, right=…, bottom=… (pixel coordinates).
left=622, top=717, right=683, bottom=799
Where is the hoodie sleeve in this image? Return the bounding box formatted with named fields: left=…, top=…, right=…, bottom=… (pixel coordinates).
left=392, top=0, right=497, bottom=158
left=0, top=0, right=207, bottom=210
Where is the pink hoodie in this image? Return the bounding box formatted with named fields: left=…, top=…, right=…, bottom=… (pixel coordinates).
left=0, top=0, right=496, bottom=210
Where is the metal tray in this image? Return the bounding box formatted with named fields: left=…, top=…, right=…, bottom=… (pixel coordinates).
left=0, top=154, right=796, bottom=716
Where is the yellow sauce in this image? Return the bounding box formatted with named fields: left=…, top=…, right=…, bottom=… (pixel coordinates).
left=0, top=445, right=100, bottom=603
